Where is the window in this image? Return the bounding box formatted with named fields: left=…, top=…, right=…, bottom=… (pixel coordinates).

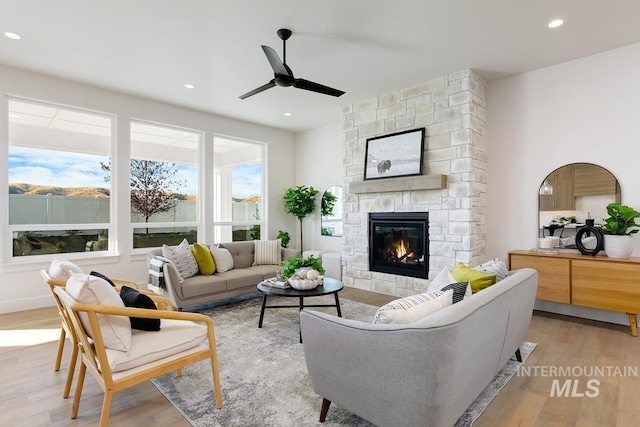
left=213, top=137, right=263, bottom=242
left=8, top=98, right=113, bottom=257
left=130, top=121, right=200, bottom=249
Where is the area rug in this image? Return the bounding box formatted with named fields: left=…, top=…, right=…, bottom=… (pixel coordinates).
left=151, top=294, right=536, bottom=426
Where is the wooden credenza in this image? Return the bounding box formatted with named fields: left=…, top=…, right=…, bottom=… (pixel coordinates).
left=508, top=250, right=640, bottom=336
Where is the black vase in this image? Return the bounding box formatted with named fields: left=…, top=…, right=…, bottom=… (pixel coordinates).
left=575, top=225, right=603, bottom=256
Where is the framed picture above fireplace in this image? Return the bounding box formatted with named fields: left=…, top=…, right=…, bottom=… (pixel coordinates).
left=364, top=128, right=425, bottom=180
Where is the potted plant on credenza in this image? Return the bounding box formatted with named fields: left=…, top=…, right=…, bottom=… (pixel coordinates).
left=601, top=203, right=640, bottom=258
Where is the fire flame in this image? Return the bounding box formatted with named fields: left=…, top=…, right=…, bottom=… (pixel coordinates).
left=393, top=239, right=414, bottom=262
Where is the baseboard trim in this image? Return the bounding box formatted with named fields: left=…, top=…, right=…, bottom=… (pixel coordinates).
left=0, top=295, right=53, bottom=314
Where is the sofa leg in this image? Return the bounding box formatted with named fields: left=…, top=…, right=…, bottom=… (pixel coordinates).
left=319, top=398, right=331, bottom=422
left=515, top=348, right=522, bottom=362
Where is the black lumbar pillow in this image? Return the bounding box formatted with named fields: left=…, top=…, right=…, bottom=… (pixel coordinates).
left=90, top=271, right=116, bottom=287
left=119, top=285, right=161, bottom=331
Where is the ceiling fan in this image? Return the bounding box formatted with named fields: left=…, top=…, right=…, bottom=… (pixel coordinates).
left=239, top=28, right=345, bottom=99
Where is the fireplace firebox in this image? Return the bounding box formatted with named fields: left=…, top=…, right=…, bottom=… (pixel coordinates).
left=368, top=212, right=429, bottom=279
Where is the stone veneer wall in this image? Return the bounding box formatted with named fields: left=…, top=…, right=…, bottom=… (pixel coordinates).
left=342, top=69, right=487, bottom=297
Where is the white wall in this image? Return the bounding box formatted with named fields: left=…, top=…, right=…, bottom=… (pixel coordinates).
left=486, top=42, right=640, bottom=324
left=294, top=122, right=343, bottom=253
left=0, top=64, right=297, bottom=313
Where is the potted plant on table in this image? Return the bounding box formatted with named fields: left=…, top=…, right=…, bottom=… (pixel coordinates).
left=281, top=254, right=326, bottom=290
left=601, top=203, right=640, bottom=258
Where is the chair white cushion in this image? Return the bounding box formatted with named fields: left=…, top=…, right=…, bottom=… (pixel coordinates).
left=106, top=319, right=207, bottom=372
left=162, top=239, right=199, bottom=279
left=253, top=239, right=282, bottom=266
left=210, top=245, right=234, bottom=273
left=49, top=256, right=84, bottom=280
left=65, top=273, right=132, bottom=352
left=372, top=290, right=453, bottom=324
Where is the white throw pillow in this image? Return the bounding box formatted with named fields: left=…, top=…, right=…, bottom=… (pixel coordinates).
left=474, top=258, right=509, bottom=282
left=162, top=239, right=199, bottom=279
left=49, top=256, right=84, bottom=280
left=428, top=266, right=472, bottom=303
left=210, top=245, right=234, bottom=273
left=65, top=273, right=132, bottom=352
left=372, top=290, right=453, bottom=324
left=253, top=239, right=282, bottom=266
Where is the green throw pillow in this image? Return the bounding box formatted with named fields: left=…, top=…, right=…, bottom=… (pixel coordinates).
left=192, top=243, right=216, bottom=275
left=451, top=262, right=496, bottom=293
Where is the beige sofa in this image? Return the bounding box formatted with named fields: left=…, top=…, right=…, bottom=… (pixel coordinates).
left=300, top=268, right=538, bottom=426
left=147, top=241, right=300, bottom=309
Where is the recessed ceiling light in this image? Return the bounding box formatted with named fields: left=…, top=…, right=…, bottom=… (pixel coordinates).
left=283, top=112, right=292, bottom=117
left=184, top=83, right=195, bottom=89
left=4, top=32, right=21, bottom=40
left=548, top=19, right=565, bottom=29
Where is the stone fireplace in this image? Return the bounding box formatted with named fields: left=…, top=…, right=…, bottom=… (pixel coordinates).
left=342, top=69, right=487, bottom=297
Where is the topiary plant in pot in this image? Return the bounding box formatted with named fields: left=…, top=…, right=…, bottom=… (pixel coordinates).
left=283, top=185, right=319, bottom=253
left=601, top=203, right=640, bottom=258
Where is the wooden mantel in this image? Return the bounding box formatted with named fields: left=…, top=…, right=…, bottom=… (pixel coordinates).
left=348, top=174, right=447, bottom=194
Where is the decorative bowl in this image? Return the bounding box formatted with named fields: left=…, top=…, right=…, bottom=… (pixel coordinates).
left=288, top=276, right=324, bottom=290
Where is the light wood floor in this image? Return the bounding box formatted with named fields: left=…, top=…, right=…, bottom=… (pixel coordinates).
left=2, top=289, right=640, bottom=426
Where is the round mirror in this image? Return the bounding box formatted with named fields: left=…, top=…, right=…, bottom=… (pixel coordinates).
left=321, top=186, right=343, bottom=237
left=538, top=163, right=620, bottom=248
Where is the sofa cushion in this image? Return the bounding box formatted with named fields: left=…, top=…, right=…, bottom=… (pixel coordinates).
left=105, top=319, right=207, bottom=372
left=372, top=290, right=453, bottom=324
left=162, top=239, right=199, bottom=279
left=49, top=256, right=83, bottom=280
left=452, top=262, right=496, bottom=293
left=428, top=267, right=471, bottom=303
left=65, top=273, right=132, bottom=352
left=254, top=239, right=282, bottom=266
left=221, top=241, right=255, bottom=269
left=247, top=265, right=280, bottom=280
left=216, top=269, right=263, bottom=291
left=180, top=274, right=228, bottom=298
left=192, top=242, right=216, bottom=275
left=119, top=285, right=161, bottom=331
left=474, top=258, right=509, bottom=282
left=90, top=270, right=116, bottom=287
left=210, top=245, right=234, bottom=273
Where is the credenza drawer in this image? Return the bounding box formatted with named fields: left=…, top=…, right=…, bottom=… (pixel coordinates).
left=572, top=259, right=640, bottom=313
left=509, top=254, right=570, bottom=303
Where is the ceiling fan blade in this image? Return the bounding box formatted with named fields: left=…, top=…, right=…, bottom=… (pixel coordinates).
left=292, top=78, right=345, bottom=97
left=261, top=45, right=290, bottom=76
left=239, top=80, right=276, bottom=99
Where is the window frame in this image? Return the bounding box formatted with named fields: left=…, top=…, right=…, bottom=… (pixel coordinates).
left=212, top=136, right=266, bottom=243
left=128, top=119, right=202, bottom=253
left=5, top=96, right=116, bottom=262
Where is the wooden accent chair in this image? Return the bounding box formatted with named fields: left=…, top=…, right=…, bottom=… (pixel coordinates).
left=40, top=270, right=142, bottom=398
left=52, top=277, right=222, bottom=426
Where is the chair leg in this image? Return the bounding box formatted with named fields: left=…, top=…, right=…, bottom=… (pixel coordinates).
left=54, top=327, right=66, bottom=371
left=515, top=348, right=523, bottom=362
left=63, top=342, right=79, bottom=398
left=71, top=361, right=86, bottom=419
left=176, top=368, right=183, bottom=377
left=320, top=398, right=331, bottom=422
left=209, top=351, right=223, bottom=409
left=99, top=391, right=113, bottom=427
